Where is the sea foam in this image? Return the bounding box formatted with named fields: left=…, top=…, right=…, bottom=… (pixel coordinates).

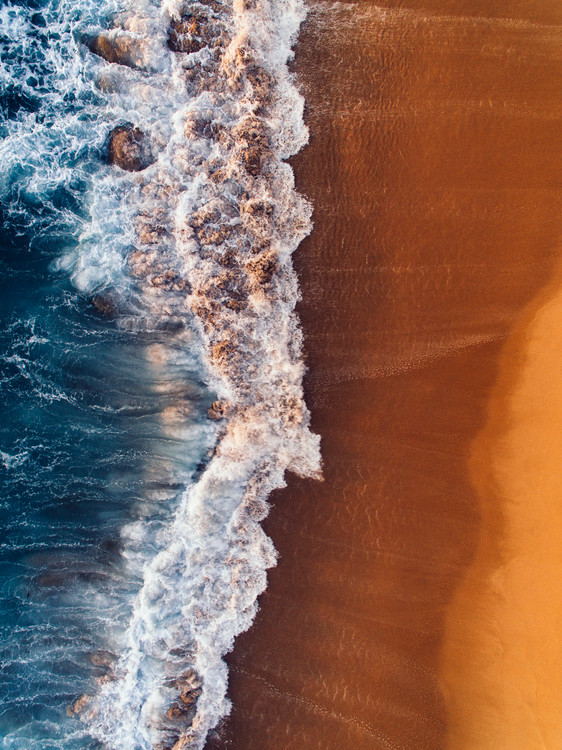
left=47, top=0, right=323, bottom=747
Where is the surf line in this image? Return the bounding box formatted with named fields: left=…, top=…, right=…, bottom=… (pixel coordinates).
left=67, top=0, right=322, bottom=748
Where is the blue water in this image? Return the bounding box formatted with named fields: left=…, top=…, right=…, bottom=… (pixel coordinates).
left=0, top=2, right=212, bottom=746
left=0, top=0, right=320, bottom=744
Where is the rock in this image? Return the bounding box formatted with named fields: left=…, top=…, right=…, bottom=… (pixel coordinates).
left=136, top=220, right=168, bottom=245
left=89, top=650, right=116, bottom=669
left=241, top=146, right=262, bottom=176
left=85, top=32, right=150, bottom=70
left=95, top=673, right=117, bottom=685
left=179, top=687, right=202, bottom=706
left=242, top=199, right=273, bottom=217
left=216, top=248, right=237, bottom=268
left=190, top=204, right=222, bottom=229
left=234, top=116, right=270, bottom=147
left=208, top=401, right=227, bottom=420
left=91, top=292, right=119, bottom=318
left=191, top=299, right=219, bottom=329
left=37, top=573, right=65, bottom=587
left=171, top=735, right=196, bottom=749
left=166, top=703, right=190, bottom=721
left=211, top=340, right=236, bottom=366
left=196, top=224, right=234, bottom=246
left=199, top=0, right=225, bottom=11
left=66, top=694, right=91, bottom=717
left=185, top=116, right=218, bottom=140
left=127, top=249, right=160, bottom=278
left=101, top=537, right=121, bottom=555
left=150, top=270, right=186, bottom=290
left=246, top=251, right=278, bottom=285
left=168, top=16, right=206, bottom=54
left=245, top=63, right=274, bottom=100
left=107, top=124, right=155, bottom=172
left=169, top=668, right=202, bottom=691
left=224, top=299, right=247, bottom=311
left=215, top=270, right=248, bottom=302
left=155, top=318, right=186, bottom=334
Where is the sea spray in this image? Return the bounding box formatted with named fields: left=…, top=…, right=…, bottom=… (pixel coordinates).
left=56, top=0, right=323, bottom=747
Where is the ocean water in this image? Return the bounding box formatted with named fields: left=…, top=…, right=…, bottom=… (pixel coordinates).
left=0, top=0, right=320, bottom=748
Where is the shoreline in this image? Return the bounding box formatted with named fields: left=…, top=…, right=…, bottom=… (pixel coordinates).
left=206, top=2, right=562, bottom=748
left=441, top=259, right=562, bottom=749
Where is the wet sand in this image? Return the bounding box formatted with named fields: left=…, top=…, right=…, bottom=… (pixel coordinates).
left=206, top=1, right=562, bottom=748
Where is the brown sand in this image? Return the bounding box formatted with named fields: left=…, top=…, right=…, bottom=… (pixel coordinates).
left=206, top=2, right=562, bottom=748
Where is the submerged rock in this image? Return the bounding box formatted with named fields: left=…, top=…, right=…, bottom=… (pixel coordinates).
left=90, top=292, right=119, bottom=318
left=107, top=124, right=155, bottom=172
left=208, top=400, right=228, bottom=420
left=150, top=270, right=191, bottom=293
left=246, top=251, right=278, bottom=285
left=241, top=146, right=262, bottom=176
left=66, top=693, right=91, bottom=717
left=179, top=686, right=202, bottom=706
left=168, top=16, right=206, bottom=54
left=85, top=32, right=152, bottom=70
left=166, top=703, right=194, bottom=721
left=89, top=650, right=116, bottom=669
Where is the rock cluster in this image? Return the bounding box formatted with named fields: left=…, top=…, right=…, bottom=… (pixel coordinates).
left=157, top=670, right=203, bottom=750
left=107, top=124, right=155, bottom=172
left=168, top=15, right=206, bottom=54
left=85, top=32, right=142, bottom=68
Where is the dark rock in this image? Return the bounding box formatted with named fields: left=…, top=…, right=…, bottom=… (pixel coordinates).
left=107, top=124, right=155, bottom=172
left=168, top=16, right=206, bottom=54
left=85, top=32, right=147, bottom=70
left=241, top=146, right=262, bottom=176
left=101, top=537, right=121, bottom=555
left=155, top=318, right=186, bottom=334
left=91, top=292, right=119, bottom=318
left=179, top=687, right=202, bottom=706
left=37, top=573, right=65, bottom=587
left=208, top=400, right=227, bottom=420
left=166, top=703, right=190, bottom=721
left=242, top=199, right=273, bottom=217
left=246, top=251, right=278, bottom=285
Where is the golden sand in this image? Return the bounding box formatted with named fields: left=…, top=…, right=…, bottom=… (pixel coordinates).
left=442, top=260, right=562, bottom=750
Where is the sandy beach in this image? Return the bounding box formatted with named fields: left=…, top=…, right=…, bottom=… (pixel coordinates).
left=206, top=2, right=562, bottom=748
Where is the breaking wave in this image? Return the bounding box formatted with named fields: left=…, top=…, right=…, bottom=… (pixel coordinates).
left=0, top=0, right=321, bottom=746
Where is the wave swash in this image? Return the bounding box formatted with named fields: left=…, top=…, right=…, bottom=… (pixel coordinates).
left=38, top=0, right=323, bottom=747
